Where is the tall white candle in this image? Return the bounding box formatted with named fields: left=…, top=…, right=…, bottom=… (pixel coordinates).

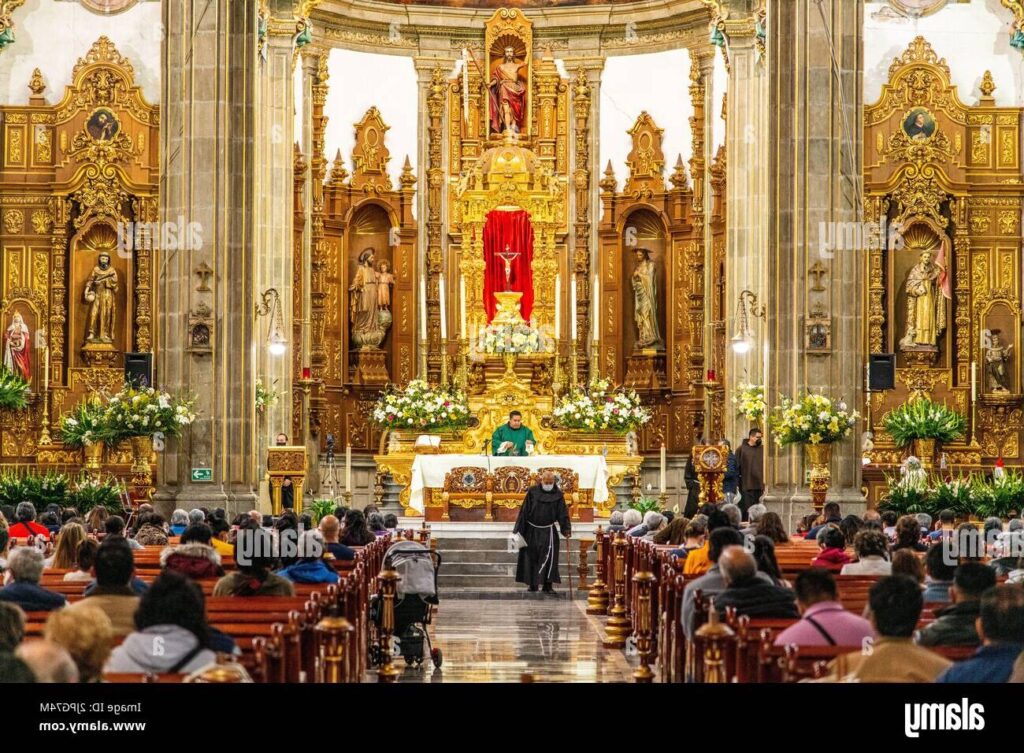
left=345, top=444, right=352, bottom=492
left=459, top=274, right=467, bottom=337
left=419, top=276, right=428, bottom=341
left=660, top=443, right=667, bottom=493
left=43, top=347, right=49, bottom=392
left=554, top=274, right=561, bottom=338
left=971, top=360, right=977, bottom=402
left=570, top=278, right=578, bottom=340
left=592, top=274, right=600, bottom=341
left=439, top=274, right=448, bottom=339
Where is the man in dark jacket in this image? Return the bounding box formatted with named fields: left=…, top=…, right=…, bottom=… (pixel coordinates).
left=713, top=546, right=799, bottom=621
left=0, top=547, right=66, bottom=612
left=938, top=584, right=1024, bottom=683
left=917, top=562, right=995, bottom=647
left=734, top=429, right=764, bottom=519
left=804, top=501, right=843, bottom=540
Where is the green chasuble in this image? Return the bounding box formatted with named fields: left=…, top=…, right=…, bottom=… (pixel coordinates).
left=491, top=423, right=536, bottom=456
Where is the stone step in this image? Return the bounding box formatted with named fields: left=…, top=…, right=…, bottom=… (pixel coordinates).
left=440, top=589, right=582, bottom=600
left=432, top=538, right=511, bottom=551
left=438, top=547, right=595, bottom=563
left=438, top=572, right=586, bottom=589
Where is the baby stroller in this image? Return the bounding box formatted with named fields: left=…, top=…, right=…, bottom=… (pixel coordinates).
left=369, top=540, right=442, bottom=669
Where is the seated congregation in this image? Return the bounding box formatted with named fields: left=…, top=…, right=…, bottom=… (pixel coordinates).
left=589, top=500, right=1024, bottom=683
left=0, top=500, right=405, bottom=683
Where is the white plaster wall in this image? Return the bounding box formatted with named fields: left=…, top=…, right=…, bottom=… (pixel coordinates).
left=323, top=48, right=418, bottom=183
left=0, top=0, right=161, bottom=106
left=865, top=0, right=1024, bottom=107
left=600, top=48, right=693, bottom=181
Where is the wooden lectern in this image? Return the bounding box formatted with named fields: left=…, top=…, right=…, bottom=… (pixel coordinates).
left=691, top=443, right=728, bottom=507
left=268, top=446, right=308, bottom=515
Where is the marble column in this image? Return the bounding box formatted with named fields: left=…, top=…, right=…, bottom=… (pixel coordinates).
left=722, top=4, right=769, bottom=447
left=156, top=0, right=259, bottom=513
left=253, top=2, right=297, bottom=495
left=763, top=0, right=866, bottom=530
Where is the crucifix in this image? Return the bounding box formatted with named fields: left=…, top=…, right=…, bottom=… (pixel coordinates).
left=194, top=261, right=214, bottom=292
left=808, top=261, right=828, bottom=292
left=496, top=244, right=520, bottom=291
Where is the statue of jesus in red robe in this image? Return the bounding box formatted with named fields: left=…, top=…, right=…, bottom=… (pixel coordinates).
left=489, top=46, right=528, bottom=135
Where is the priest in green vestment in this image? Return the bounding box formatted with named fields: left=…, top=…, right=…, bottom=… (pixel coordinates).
left=491, top=410, right=536, bottom=456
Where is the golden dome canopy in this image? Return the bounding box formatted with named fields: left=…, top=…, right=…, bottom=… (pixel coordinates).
left=476, top=132, right=540, bottom=178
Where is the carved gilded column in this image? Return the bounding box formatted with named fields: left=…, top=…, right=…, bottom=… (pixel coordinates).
left=309, top=52, right=329, bottom=380
left=687, top=56, right=707, bottom=401
left=419, top=61, right=448, bottom=382
left=571, top=67, right=592, bottom=380
left=48, top=196, right=68, bottom=387
left=566, top=59, right=603, bottom=381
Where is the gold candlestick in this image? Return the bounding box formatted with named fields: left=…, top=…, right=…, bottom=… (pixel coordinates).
left=440, top=337, right=449, bottom=385
left=551, top=336, right=564, bottom=397
left=590, top=337, right=600, bottom=384
left=458, top=338, right=469, bottom=390
left=570, top=338, right=579, bottom=390
left=38, top=391, right=52, bottom=446
left=970, top=395, right=980, bottom=447
left=418, top=340, right=428, bottom=381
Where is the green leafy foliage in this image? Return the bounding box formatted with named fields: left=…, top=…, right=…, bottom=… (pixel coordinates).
left=883, top=398, right=966, bottom=447
left=0, top=367, right=30, bottom=410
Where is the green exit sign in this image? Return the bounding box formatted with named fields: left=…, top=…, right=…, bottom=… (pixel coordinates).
left=191, top=468, right=213, bottom=483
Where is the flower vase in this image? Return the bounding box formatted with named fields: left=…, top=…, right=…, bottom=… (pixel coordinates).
left=82, top=441, right=105, bottom=473
left=805, top=443, right=833, bottom=512
left=912, top=438, right=936, bottom=471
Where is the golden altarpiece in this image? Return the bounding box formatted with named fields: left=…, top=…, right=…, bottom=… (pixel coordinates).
left=295, top=10, right=725, bottom=516
left=597, top=55, right=725, bottom=454
left=0, top=38, right=158, bottom=492
left=862, top=38, right=1024, bottom=504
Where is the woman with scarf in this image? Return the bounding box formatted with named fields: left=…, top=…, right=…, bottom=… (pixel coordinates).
left=513, top=470, right=571, bottom=595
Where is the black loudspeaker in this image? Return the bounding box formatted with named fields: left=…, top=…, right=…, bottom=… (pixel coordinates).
left=125, top=352, right=153, bottom=388
left=869, top=353, right=896, bottom=391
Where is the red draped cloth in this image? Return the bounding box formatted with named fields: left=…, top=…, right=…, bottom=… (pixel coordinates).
left=483, top=209, right=534, bottom=322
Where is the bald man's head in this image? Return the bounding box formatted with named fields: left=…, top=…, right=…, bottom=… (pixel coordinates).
left=319, top=514, right=340, bottom=541
left=718, top=546, right=757, bottom=586
left=16, top=640, right=79, bottom=683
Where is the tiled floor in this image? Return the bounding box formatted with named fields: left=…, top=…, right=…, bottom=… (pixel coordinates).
left=381, top=595, right=638, bottom=683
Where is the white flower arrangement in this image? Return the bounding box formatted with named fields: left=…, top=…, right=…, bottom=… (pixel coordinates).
left=732, top=382, right=766, bottom=423
left=255, top=378, right=280, bottom=416
left=103, top=384, right=196, bottom=442
left=371, top=379, right=471, bottom=432
left=553, top=378, right=651, bottom=435
left=478, top=321, right=546, bottom=354
left=769, top=392, right=858, bottom=446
